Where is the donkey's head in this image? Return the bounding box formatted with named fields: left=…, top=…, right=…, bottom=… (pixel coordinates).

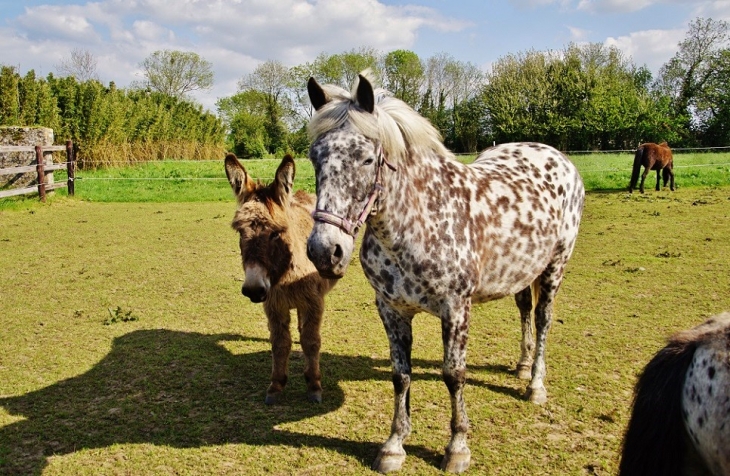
left=225, top=153, right=296, bottom=302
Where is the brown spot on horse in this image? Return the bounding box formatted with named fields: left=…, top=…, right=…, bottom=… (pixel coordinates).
left=225, top=153, right=337, bottom=404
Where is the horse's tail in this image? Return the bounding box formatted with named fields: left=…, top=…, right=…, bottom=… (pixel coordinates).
left=618, top=336, right=698, bottom=476
left=628, top=146, right=644, bottom=192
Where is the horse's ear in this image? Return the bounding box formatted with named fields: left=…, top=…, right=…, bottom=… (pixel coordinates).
left=224, top=153, right=255, bottom=204
left=356, top=74, right=375, bottom=114
left=308, top=77, right=328, bottom=111
left=273, top=154, right=296, bottom=205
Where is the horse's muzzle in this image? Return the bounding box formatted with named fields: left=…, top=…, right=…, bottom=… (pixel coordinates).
left=306, top=226, right=352, bottom=279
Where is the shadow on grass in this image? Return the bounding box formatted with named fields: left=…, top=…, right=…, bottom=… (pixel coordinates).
left=0, top=329, right=521, bottom=475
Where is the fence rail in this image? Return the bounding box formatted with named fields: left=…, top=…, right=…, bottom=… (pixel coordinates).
left=0, top=140, right=75, bottom=201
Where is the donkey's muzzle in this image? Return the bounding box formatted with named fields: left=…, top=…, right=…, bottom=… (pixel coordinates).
left=242, top=284, right=267, bottom=303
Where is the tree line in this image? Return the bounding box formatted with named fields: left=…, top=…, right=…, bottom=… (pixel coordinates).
left=0, top=17, right=728, bottom=167
left=221, top=17, right=730, bottom=158
left=0, top=51, right=224, bottom=168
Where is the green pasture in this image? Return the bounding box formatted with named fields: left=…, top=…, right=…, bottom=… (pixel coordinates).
left=2, top=150, right=727, bottom=208
left=1, top=175, right=730, bottom=474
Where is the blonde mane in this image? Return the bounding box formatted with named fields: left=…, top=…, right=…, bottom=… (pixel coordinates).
left=307, top=72, right=452, bottom=164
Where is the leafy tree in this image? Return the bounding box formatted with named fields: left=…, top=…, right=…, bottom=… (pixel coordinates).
left=655, top=17, right=729, bottom=139
left=383, top=49, right=424, bottom=107
left=0, top=65, right=20, bottom=125
left=138, top=50, right=214, bottom=99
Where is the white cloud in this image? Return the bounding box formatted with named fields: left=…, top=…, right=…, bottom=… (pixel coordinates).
left=0, top=0, right=469, bottom=110
left=604, top=27, right=685, bottom=72
left=568, top=25, right=591, bottom=41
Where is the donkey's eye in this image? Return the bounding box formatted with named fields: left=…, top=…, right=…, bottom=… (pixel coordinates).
left=270, top=231, right=281, bottom=241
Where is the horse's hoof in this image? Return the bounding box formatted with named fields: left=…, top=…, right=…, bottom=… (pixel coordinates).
left=264, top=392, right=281, bottom=405
left=441, top=449, right=471, bottom=473
left=524, top=386, right=548, bottom=405
left=372, top=451, right=406, bottom=474
left=307, top=390, right=322, bottom=403
left=516, top=364, right=532, bottom=380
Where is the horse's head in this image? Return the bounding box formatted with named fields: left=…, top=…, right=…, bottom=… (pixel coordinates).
left=305, top=74, right=391, bottom=279
left=225, top=153, right=295, bottom=302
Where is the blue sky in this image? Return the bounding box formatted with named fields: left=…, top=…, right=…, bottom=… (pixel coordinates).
left=0, top=0, right=728, bottom=111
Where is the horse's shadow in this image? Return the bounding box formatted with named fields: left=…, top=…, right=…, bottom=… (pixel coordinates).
left=0, top=329, right=519, bottom=475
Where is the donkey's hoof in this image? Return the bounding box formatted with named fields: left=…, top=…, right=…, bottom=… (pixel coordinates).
left=307, top=390, right=322, bottom=404
left=264, top=392, right=282, bottom=405
left=372, top=451, right=406, bottom=474
left=524, top=386, right=548, bottom=405
left=516, top=364, right=532, bottom=380
left=441, top=449, right=471, bottom=473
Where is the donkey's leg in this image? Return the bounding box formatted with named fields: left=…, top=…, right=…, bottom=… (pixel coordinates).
left=440, top=298, right=472, bottom=474
left=264, top=302, right=292, bottom=405
left=514, top=286, right=535, bottom=380
left=297, top=297, right=323, bottom=403
left=372, top=297, right=414, bottom=474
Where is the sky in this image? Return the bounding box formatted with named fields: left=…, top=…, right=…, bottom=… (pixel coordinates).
left=0, top=0, right=729, bottom=112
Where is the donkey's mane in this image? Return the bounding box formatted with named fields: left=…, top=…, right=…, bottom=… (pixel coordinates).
left=307, top=72, right=452, bottom=165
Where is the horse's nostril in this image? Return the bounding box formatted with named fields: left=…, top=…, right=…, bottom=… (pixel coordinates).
left=333, top=244, right=343, bottom=261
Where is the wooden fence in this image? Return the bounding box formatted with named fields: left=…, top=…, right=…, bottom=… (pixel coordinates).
left=0, top=140, right=75, bottom=201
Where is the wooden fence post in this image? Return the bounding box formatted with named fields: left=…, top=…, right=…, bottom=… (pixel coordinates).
left=66, top=140, right=75, bottom=196
left=35, top=145, right=46, bottom=202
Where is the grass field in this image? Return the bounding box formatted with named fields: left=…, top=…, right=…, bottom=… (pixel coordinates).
left=2, top=150, right=727, bottom=208
left=1, top=155, right=730, bottom=474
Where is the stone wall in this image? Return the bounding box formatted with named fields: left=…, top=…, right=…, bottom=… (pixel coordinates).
left=0, top=127, right=55, bottom=189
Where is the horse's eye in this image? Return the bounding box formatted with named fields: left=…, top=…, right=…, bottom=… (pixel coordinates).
left=363, top=158, right=374, bottom=166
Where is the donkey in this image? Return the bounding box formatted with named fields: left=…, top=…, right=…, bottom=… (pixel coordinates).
left=619, top=311, right=730, bottom=476
left=629, top=141, right=675, bottom=193
left=225, top=153, right=337, bottom=404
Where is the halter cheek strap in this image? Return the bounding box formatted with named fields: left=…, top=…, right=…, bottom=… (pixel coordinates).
left=312, top=145, right=396, bottom=238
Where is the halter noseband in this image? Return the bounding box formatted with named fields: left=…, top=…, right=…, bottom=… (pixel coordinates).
left=312, top=145, right=396, bottom=238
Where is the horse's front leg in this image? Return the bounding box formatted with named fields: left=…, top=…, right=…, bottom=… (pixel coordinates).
left=372, top=297, right=414, bottom=474
left=297, top=297, right=324, bottom=403
left=263, top=301, right=292, bottom=405
left=440, top=298, right=472, bottom=473
left=655, top=169, right=661, bottom=191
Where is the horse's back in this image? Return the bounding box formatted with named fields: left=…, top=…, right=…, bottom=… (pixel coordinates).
left=467, top=142, right=584, bottom=299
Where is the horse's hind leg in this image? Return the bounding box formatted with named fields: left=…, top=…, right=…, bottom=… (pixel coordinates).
left=655, top=169, right=661, bottom=191
left=639, top=167, right=649, bottom=193
left=372, top=298, right=414, bottom=474
left=297, top=298, right=323, bottom=403
left=515, top=286, right=535, bottom=380
left=264, top=303, right=292, bottom=405
left=665, top=167, right=675, bottom=191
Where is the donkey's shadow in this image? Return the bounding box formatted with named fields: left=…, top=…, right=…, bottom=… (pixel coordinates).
left=0, top=329, right=518, bottom=475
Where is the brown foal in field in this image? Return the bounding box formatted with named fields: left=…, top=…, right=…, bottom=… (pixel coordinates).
left=225, top=153, right=337, bottom=404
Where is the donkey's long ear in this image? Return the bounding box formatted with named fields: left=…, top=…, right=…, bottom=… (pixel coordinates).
left=355, top=74, right=375, bottom=114
left=224, top=153, right=255, bottom=204
left=273, top=154, right=296, bottom=205
left=308, top=77, right=328, bottom=111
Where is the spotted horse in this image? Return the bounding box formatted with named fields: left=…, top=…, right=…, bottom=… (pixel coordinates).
left=619, top=311, right=730, bottom=476
left=305, top=72, right=585, bottom=473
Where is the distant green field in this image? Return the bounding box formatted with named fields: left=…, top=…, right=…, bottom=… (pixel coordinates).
left=1, top=151, right=729, bottom=208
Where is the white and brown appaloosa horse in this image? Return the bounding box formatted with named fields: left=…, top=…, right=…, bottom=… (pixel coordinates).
left=304, top=72, right=585, bottom=473
left=225, top=153, right=337, bottom=405
left=619, top=311, right=730, bottom=476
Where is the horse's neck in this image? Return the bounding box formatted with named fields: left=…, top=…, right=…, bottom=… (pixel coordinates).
left=368, top=150, right=461, bottom=244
